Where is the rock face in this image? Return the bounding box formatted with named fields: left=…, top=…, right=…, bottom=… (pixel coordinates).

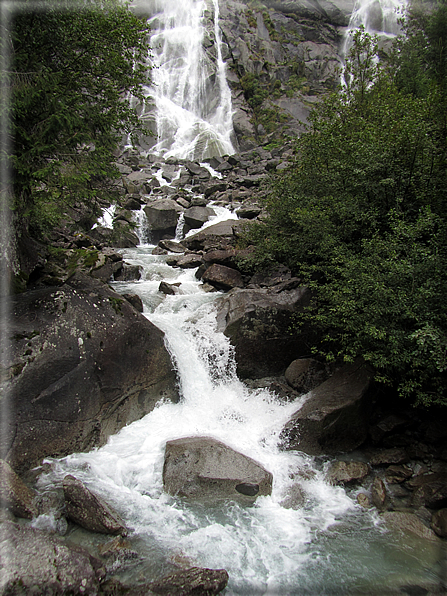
left=280, top=360, right=374, bottom=455
left=215, top=284, right=314, bottom=378
left=163, top=436, right=273, bottom=502
left=0, top=521, right=103, bottom=595
left=63, top=475, right=127, bottom=536
left=3, top=273, right=179, bottom=472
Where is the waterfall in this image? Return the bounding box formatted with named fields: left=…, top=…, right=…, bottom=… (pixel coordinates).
left=341, top=0, right=407, bottom=65
left=146, top=0, right=235, bottom=161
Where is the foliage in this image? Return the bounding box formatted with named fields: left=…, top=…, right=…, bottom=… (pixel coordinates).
left=8, top=0, right=151, bottom=238
left=246, top=21, right=447, bottom=406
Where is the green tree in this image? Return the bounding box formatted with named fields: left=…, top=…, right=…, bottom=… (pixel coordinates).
left=246, top=24, right=447, bottom=406
left=8, top=0, right=150, bottom=238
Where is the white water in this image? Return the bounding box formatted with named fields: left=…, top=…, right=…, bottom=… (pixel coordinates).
left=145, top=0, right=235, bottom=161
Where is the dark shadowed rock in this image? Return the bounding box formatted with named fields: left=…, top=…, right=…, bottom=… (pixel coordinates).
left=0, top=459, right=37, bottom=519
left=285, top=358, right=327, bottom=393
left=163, top=436, right=272, bottom=502
left=122, top=293, right=144, bottom=312
left=3, top=273, right=178, bottom=472
left=325, top=461, right=370, bottom=485
left=114, top=264, right=142, bottom=282
left=159, top=281, right=181, bottom=295
left=431, top=508, right=447, bottom=538
left=201, top=263, right=244, bottom=290
left=144, top=199, right=182, bottom=243
left=148, top=567, right=229, bottom=596
left=280, top=360, right=374, bottom=455
left=0, top=521, right=103, bottom=594
left=63, top=475, right=127, bottom=535
left=215, top=285, right=314, bottom=378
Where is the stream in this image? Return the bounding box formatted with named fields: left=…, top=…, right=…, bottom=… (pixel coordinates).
left=36, top=206, right=445, bottom=594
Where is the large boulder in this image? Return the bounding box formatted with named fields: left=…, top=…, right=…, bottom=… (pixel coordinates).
left=280, top=360, right=374, bottom=455
left=163, top=436, right=273, bottom=502
left=182, top=219, right=251, bottom=252
left=144, top=199, right=183, bottom=243
left=183, top=206, right=216, bottom=229
left=2, top=273, right=179, bottom=472
left=0, top=521, right=103, bottom=595
left=215, top=284, right=314, bottom=378
left=201, top=263, right=244, bottom=290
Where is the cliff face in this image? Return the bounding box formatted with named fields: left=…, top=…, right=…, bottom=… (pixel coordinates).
left=214, top=0, right=356, bottom=150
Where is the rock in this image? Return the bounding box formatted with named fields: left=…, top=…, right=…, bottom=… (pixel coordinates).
left=410, top=478, right=447, bottom=509
left=325, top=461, right=369, bottom=485
left=0, top=459, right=37, bottom=519
left=159, top=281, right=181, bottom=295
left=182, top=219, right=251, bottom=252
left=201, top=263, right=245, bottom=290
left=174, top=254, right=204, bottom=269
left=163, top=436, right=273, bottom=502
left=3, top=273, right=179, bottom=472
left=382, top=511, right=440, bottom=542
left=215, top=285, right=313, bottom=378
left=357, top=493, right=371, bottom=508
left=0, top=521, right=103, bottom=594
left=384, top=464, right=413, bottom=484
left=144, top=199, right=182, bottom=243
left=371, top=477, right=387, bottom=510
left=63, top=475, right=127, bottom=535
left=431, top=508, right=447, bottom=538
left=280, top=483, right=306, bottom=509
left=280, top=360, right=374, bottom=455
left=148, top=567, right=229, bottom=596
left=183, top=206, right=216, bottom=229
left=113, top=264, right=142, bottom=282
left=122, top=293, right=144, bottom=312
left=158, top=239, right=186, bottom=253
left=369, top=448, right=409, bottom=466
left=284, top=358, right=326, bottom=393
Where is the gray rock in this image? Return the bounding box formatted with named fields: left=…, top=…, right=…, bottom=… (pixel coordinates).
left=144, top=199, right=183, bottom=242
left=3, top=273, right=179, bottom=472
left=369, top=448, right=409, bottom=466
left=184, top=206, right=216, bottom=229
left=163, top=436, right=273, bottom=502
left=280, top=360, right=374, bottom=455
left=0, top=459, right=37, bottom=519
left=285, top=358, right=326, bottom=393
left=122, top=293, right=144, bottom=312
left=113, top=264, right=142, bottom=282
left=148, top=566, right=229, bottom=596
left=63, top=475, right=127, bottom=535
left=326, top=461, right=369, bottom=485
left=201, top=263, right=245, bottom=291
left=215, top=285, right=313, bottom=378
left=158, top=239, right=186, bottom=253
left=159, top=281, right=181, bottom=295
left=0, top=521, right=103, bottom=595
left=182, top=219, right=252, bottom=252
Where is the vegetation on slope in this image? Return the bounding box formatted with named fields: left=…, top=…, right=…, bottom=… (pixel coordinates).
left=6, top=0, right=150, bottom=241
left=245, top=3, right=447, bottom=407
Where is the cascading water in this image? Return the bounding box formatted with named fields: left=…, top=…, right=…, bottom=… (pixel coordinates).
left=144, top=0, right=235, bottom=161
left=341, top=0, right=407, bottom=68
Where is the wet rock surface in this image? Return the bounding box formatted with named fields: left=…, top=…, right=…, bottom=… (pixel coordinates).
left=163, top=436, right=273, bottom=502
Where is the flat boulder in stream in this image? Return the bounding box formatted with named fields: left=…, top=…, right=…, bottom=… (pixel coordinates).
left=163, top=436, right=272, bottom=502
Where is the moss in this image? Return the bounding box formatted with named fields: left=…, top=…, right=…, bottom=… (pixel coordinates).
left=108, top=296, right=124, bottom=315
